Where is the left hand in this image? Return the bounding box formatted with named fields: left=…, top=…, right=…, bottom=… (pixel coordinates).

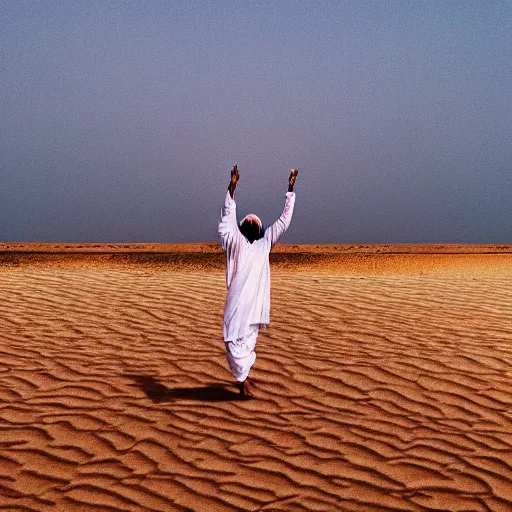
left=230, top=164, right=239, bottom=187
left=228, top=164, right=239, bottom=198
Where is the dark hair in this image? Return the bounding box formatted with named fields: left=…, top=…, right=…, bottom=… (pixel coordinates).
left=239, top=219, right=264, bottom=243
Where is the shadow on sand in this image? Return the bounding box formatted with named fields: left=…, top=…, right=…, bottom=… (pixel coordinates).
left=126, top=374, right=249, bottom=402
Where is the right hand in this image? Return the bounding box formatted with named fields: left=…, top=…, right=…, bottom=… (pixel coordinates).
left=288, top=168, right=298, bottom=191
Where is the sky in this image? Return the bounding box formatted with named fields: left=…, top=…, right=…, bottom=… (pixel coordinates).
left=1, top=0, right=511, bottom=244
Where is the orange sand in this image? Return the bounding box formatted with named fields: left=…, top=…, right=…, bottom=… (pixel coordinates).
left=0, top=244, right=511, bottom=511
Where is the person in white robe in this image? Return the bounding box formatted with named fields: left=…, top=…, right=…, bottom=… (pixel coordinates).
left=218, top=165, right=298, bottom=396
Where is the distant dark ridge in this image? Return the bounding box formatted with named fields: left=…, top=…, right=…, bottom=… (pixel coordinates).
left=1, top=243, right=512, bottom=255
left=2, top=251, right=512, bottom=274
left=0, top=251, right=338, bottom=268
left=0, top=252, right=226, bottom=269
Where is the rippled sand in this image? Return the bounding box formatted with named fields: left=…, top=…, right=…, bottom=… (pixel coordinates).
left=1, top=245, right=511, bottom=511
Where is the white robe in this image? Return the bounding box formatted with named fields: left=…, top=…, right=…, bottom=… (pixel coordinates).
left=218, top=190, right=296, bottom=342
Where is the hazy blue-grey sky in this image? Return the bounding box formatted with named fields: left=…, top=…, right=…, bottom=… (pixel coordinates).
left=1, top=1, right=510, bottom=243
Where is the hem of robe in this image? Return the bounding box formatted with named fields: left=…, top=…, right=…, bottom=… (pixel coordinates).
left=225, top=325, right=260, bottom=382
left=233, top=359, right=255, bottom=382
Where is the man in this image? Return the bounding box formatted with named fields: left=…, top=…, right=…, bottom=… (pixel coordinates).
left=218, top=165, right=298, bottom=397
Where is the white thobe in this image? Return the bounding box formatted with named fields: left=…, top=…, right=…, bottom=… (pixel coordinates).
left=218, top=191, right=296, bottom=343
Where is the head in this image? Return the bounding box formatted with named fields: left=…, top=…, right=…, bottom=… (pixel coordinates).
left=239, top=214, right=264, bottom=243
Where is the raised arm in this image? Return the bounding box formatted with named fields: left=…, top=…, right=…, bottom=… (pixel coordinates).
left=218, top=165, right=242, bottom=251
left=265, top=169, right=298, bottom=248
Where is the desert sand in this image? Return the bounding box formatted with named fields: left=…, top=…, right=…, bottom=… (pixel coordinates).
left=1, top=244, right=512, bottom=511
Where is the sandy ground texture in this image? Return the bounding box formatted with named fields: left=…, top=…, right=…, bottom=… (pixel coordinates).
left=1, top=245, right=512, bottom=511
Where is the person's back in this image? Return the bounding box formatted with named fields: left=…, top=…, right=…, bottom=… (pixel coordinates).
left=218, top=165, right=298, bottom=396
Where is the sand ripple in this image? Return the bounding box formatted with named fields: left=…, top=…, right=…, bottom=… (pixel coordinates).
left=1, top=266, right=512, bottom=511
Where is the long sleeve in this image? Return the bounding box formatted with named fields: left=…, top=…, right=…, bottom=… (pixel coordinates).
left=218, top=191, right=241, bottom=252
left=264, top=192, right=296, bottom=249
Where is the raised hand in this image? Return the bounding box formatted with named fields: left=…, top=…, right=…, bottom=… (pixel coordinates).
left=288, top=168, right=298, bottom=192
left=228, top=164, right=239, bottom=198
left=231, top=165, right=239, bottom=186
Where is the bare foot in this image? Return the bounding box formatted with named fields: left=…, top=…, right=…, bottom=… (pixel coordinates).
left=239, top=378, right=255, bottom=398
